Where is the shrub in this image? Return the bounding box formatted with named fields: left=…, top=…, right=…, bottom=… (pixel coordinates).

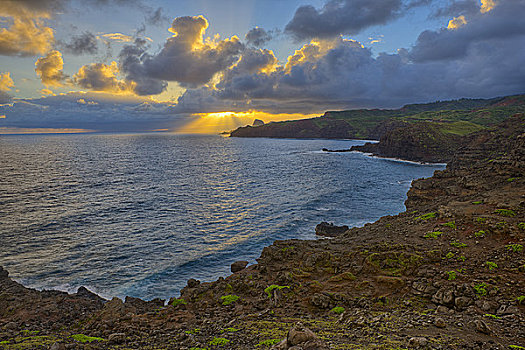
left=518, top=222, right=525, bottom=230
left=441, top=221, right=457, bottom=229
left=171, top=298, right=187, bottom=307
left=485, top=261, right=498, bottom=271
left=494, top=209, right=516, bottom=217
left=445, top=252, right=455, bottom=259
left=331, top=306, right=345, bottom=314
left=472, top=201, right=483, bottom=205
left=473, top=283, right=487, bottom=297
left=424, top=231, right=443, bottom=239
left=474, top=230, right=485, bottom=238
left=221, top=295, right=240, bottom=306
left=264, top=285, right=290, bottom=298
left=506, top=244, right=523, bottom=253
left=457, top=255, right=466, bottom=262
left=484, top=313, right=501, bottom=319
left=517, top=295, right=525, bottom=305
left=450, top=241, right=467, bottom=248
left=209, top=337, right=230, bottom=346
left=447, top=271, right=457, bottom=281
left=476, top=217, right=487, bottom=223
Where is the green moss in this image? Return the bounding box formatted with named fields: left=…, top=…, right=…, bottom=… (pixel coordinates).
left=256, top=339, right=282, bottom=347
left=450, top=241, right=467, bottom=248
left=415, top=212, right=437, bottom=220
left=221, top=295, right=240, bottom=306
left=171, top=298, right=187, bottom=307
left=495, top=209, right=516, bottom=217
left=208, top=337, right=230, bottom=346
left=70, top=334, right=105, bottom=343
left=484, top=313, right=501, bottom=319
left=331, top=306, right=345, bottom=314
left=485, top=261, right=498, bottom=271
left=506, top=244, right=523, bottom=253
left=424, top=231, right=443, bottom=239
left=447, top=271, right=457, bottom=281
left=441, top=221, right=457, bottom=229
left=264, top=285, right=290, bottom=298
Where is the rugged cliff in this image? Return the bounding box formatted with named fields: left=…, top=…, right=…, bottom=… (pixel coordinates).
left=0, top=115, right=524, bottom=349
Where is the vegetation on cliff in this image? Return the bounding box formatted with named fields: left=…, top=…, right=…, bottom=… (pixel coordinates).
left=0, top=115, right=524, bottom=349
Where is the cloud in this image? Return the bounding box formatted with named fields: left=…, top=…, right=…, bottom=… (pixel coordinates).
left=62, top=31, right=98, bottom=55
left=0, top=2, right=55, bottom=56
left=35, top=50, right=67, bottom=86
left=72, top=61, right=134, bottom=93
left=245, top=27, right=273, bottom=47
left=145, top=7, right=169, bottom=26
left=0, top=72, right=15, bottom=92
left=0, top=72, right=14, bottom=103
left=284, top=0, right=404, bottom=40
left=102, top=33, right=134, bottom=43
left=447, top=15, right=467, bottom=30
left=119, top=15, right=244, bottom=91
left=410, top=0, right=524, bottom=62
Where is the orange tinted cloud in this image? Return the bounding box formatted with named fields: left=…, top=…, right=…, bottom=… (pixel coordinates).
left=0, top=3, right=54, bottom=56
left=0, top=72, right=15, bottom=92
left=35, top=50, right=67, bottom=86
left=72, top=61, right=134, bottom=94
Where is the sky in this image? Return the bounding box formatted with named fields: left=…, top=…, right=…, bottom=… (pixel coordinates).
left=0, top=0, right=524, bottom=133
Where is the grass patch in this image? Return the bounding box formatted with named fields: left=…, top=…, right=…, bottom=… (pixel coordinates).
left=450, top=241, right=467, bottom=248
left=424, top=231, right=443, bottom=239
left=441, top=221, right=456, bottom=229
left=171, top=298, right=187, bottom=307
left=331, top=306, right=345, bottom=314
left=474, top=230, right=486, bottom=238
left=495, top=209, right=516, bottom=217
left=70, top=334, right=104, bottom=343
left=209, top=337, right=230, bottom=346
left=415, top=212, right=437, bottom=220
left=221, top=295, right=240, bottom=306
left=256, top=339, right=282, bottom=347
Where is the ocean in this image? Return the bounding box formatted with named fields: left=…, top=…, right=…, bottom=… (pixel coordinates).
left=0, top=133, right=445, bottom=300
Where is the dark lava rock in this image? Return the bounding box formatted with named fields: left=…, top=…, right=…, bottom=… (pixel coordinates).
left=231, top=261, right=249, bottom=273
left=187, top=278, right=200, bottom=288
left=315, top=222, right=349, bottom=237
left=76, top=286, right=106, bottom=302
left=322, top=148, right=351, bottom=152
left=253, top=119, right=265, bottom=126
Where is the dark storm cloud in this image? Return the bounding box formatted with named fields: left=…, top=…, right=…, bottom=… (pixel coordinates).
left=118, top=16, right=244, bottom=93
left=245, top=27, right=273, bottom=47
left=61, top=32, right=98, bottom=55
left=145, top=7, right=170, bottom=26
left=284, top=0, right=404, bottom=40
left=411, top=0, right=525, bottom=62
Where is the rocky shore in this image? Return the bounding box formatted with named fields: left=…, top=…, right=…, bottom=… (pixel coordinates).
left=1, top=115, right=524, bottom=349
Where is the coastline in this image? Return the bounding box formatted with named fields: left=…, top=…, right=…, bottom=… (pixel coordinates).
left=0, top=115, right=524, bottom=349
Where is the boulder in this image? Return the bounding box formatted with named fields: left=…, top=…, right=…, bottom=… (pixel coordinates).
left=272, top=322, right=329, bottom=350
left=253, top=119, right=265, bottom=126
left=315, top=222, right=349, bottom=237
left=231, top=261, right=249, bottom=273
